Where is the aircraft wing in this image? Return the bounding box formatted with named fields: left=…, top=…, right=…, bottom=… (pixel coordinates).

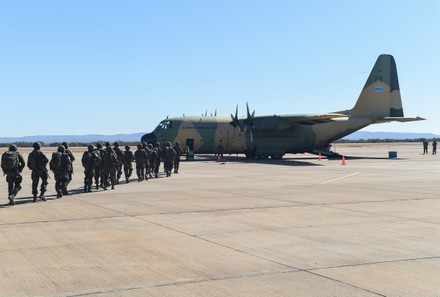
left=251, top=113, right=348, bottom=131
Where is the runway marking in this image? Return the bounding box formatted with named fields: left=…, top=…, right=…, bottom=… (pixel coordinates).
left=321, top=172, right=361, bottom=184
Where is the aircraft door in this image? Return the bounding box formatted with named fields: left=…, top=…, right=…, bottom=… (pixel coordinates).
left=185, top=139, right=194, bottom=151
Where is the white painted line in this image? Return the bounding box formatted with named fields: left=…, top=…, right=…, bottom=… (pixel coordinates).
left=321, top=172, right=361, bottom=184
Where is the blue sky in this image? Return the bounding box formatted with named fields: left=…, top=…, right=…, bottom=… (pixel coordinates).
left=1, top=0, right=439, bottom=137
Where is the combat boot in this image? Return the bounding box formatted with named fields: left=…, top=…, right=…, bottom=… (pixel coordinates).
left=13, top=186, right=22, bottom=197
left=111, top=184, right=115, bottom=190
left=33, top=194, right=38, bottom=203
left=56, top=190, right=62, bottom=198
left=39, top=193, right=46, bottom=201
left=8, top=197, right=15, bottom=206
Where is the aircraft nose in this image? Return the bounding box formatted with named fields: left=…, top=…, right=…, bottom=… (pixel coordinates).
left=141, top=132, right=157, bottom=144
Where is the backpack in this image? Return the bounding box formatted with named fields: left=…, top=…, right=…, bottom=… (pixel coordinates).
left=50, top=152, right=62, bottom=171
left=82, top=151, right=93, bottom=169
left=104, top=151, right=118, bottom=167
left=1, top=151, right=18, bottom=170
left=123, top=151, right=134, bottom=163
left=28, top=150, right=47, bottom=170
left=92, top=150, right=101, bottom=167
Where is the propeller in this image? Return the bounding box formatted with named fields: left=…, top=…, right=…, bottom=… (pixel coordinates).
left=229, top=102, right=256, bottom=142
left=229, top=105, right=240, bottom=128
left=243, top=102, right=255, bottom=142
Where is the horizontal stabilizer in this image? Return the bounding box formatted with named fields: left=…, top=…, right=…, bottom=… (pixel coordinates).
left=375, top=116, right=426, bottom=123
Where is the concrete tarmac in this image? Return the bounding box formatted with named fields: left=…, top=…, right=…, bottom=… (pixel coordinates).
left=0, top=143, right=439, bottom=297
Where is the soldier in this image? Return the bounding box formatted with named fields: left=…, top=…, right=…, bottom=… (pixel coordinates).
left=154, top=142, right=162, bottom=178
left=423, top=140, right=429, bottom=155
left=94, top=142, right=105, bottom=189
left=134, top=144, right=146, bottom=182
left=27, top=142, right=49, bottom=202
left=433, top=139, right=437, bottom=155
left=142, top=142, right=150, bottom=180
left=1, top=144, right=25, bottom=205
left=102, top=146, right=118, bottom=190
left=82, top=145, right=98, bottom=193
left=50, top=145, right=72, bottom=198
left=122, top=145, right=134, bottom=183
left=147, top=143, right=157, bottom=178
left=61, top=142, right=75, bottom=187
left=163, top=142, right=176, bottom=177
left=113, top=141, right=124, bottom=184
left=173, top=141, right=183, bottom=173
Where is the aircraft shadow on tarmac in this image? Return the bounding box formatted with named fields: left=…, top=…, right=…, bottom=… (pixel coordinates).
left=191, top=154, right=407, bottom=166
left=193, top=155, right=322, bottom=167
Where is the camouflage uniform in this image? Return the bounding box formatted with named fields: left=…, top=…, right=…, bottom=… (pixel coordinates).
left=81, top=145, right=97, bottom=193
left=142, top=142, right=150, bottom=180
left=154, top=142, right=162, bottom=178
left=163, top=142, right=176, bottom=177
left=113, top=142, right=124, bottom=184
left=173, top=142, right=183, bottom=173
left=122, top=145, right=134, bottom=183
left=27, top=142, right=49, bottom=202
left=1, top=144, right=25, bottom=205
left=94, top=142, right=105, bottom=189
left=134, top=144, right=146, bottom=182
left=50, top=145, right=72, bottom=198
left=102, top=146, right=118, bottom=190
left=62, top=142, right=75, bottom=187
left=148, top=143, right=157, bottom=178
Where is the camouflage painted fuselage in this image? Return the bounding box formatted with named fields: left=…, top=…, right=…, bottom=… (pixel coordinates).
left=142, top=115, right=374, bottom=157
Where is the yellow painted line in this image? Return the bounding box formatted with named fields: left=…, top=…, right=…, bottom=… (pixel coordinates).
left=321, top=172, right=361, bottom=184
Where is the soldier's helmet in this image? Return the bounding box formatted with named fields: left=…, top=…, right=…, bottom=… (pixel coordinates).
left=96, top=142, right=102, bottom=149
left=175, top=141, right=180, bottom=146
left=154, top=142, right=160, bottom=148
left=137, top=144, right=142, bottom=149
left=88, top=144, right=94, bottom=152
left=33, top=142, right=41, bottom=150
left=142, top=142, right=147, bottom=148
left=105, top=142, right=111, bottom=147
left=147, top=144, right=153, bottom=149
left=9, top=144, right=17, bottom=151
left=113, top=141, right=119, bottom=147
left=166, top=142, right=171, bottom=147
left=61, top=142, right=69, bottom=149
left=125, top=145, right=130, bottom=150
left=58, top=145, right=66, bottom=153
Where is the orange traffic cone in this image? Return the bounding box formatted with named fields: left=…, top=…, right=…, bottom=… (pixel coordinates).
left=217, top=155, right=221, bottom=162
left=318, top=153, right=322, bottom=161
left=341, top=155, right=346, bottom=165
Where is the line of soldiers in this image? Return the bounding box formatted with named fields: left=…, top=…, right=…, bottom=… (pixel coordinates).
left=1, top=140, right=183, bottom=206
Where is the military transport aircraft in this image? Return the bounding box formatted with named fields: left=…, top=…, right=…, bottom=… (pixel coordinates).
left=141, top=55, right=424, bottom=159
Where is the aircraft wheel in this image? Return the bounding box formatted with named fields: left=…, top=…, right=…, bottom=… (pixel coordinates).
left=256, top=155, right=269, bottom=160
left=270, top=155, right=283, bottom=160
left=245, top=153, right=255, bottom=159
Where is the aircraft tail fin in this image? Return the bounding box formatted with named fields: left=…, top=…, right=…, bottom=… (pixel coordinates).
left=350, top=54, right=404, bottom=118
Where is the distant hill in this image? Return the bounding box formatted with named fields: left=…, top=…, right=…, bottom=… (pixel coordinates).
left=1, top=131, right=439, bottom=145
left=343, top=131, right=440, bottom=140
left=0, top=133, right=146, bottom=144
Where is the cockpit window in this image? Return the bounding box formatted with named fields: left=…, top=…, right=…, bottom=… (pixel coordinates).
left=158, top=120, right=173, bottom=130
